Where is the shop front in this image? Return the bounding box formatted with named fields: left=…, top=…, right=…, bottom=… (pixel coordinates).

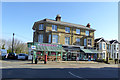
left=80, top=49, right=101, bottom=61
left=62, top=45, right=81, bottom=61
left=27, top=42, right=66, bottom=63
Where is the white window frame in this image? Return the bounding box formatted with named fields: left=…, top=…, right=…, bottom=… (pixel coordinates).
left=52, top=25, right=57, bottom=31
left=76, top=29, right=80, bottom=34
left=65, top=37, right=70, bottom=45
left=52, top=35, right=58, bottom=43
left=38, top=34, right=43, bottom=43
left=65, top=27, right=70, bottom=33
left=85, top=30, right=89, bottom=36
left=88, top=39, right=92, bottom=46
left=39, top=24, right=44, bottom=30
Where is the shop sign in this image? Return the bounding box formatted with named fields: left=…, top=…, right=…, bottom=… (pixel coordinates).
left=31, top=45, right=36, bottom=49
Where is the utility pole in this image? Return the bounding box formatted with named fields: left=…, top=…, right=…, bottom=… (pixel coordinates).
left=12, top=33, right=15, bottom=53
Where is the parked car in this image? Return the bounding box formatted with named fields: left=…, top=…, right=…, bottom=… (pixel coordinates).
left=7, top=53, right=17, bottom=59
left=18, top=53, right=28, bottom=60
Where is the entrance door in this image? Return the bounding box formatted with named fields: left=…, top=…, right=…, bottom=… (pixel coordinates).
left=67, top=53, right=71, bottom=61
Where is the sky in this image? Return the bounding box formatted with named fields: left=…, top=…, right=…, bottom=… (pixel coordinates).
left=2, top=2, right=118, bottom=42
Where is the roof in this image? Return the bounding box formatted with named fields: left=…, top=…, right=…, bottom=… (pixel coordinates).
left=33, top=18, right=96, bottom=31
left=81, top=49, right=101, bottom=54
left=95, top=37, right=106, bottom=43
left=110, top=40, right=120, bottom=44
left=105, top=40, right=110, bottom=44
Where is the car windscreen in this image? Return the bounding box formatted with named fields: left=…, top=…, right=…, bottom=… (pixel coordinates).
left=19, top=54, right=25, bottom=56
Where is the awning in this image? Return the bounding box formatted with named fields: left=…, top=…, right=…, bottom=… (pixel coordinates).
left=36, top=44, right=66, bottom=52
left=81, top=49, right=101, bottom=54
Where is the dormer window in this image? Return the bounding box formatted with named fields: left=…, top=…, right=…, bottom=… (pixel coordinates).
left=39, top=24, right=44, bottom=30
left=52, top=25, right=57, bottom=31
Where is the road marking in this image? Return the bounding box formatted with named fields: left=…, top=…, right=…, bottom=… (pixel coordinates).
left=68, top=71, right=88, bottom=80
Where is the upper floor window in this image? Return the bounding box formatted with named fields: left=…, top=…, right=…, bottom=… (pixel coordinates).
left=76, top=38, right=80, bottom=42
left=48, top=34, right=51, bottom=43
left=84, top=39, right=87, bottom=46
left=109, top=45, right=111, bottom=50
left=65, top=27, right=70, bottom=33
left=99, top=43, right=102, bottom=49
left=114, top=45, right=116, bottom=50
left=39, top=24, right=44, bottom=30
left=103, top=43, right=105, bottom=49
left=38, top=34, right=43, bottom=43
left=76, top=29, right=80, bottom=34
left=65, top=37, right=70, bottom=45
left=88, top=39, right=92, bottom=46
left=52, top=35, right=58, bottom=43
left=52, top=25, right=57, bottom=31
left=85, top=30, right=89, bottom=36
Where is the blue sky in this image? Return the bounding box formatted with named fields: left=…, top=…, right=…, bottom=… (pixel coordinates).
left=2, top=2, right=118, bottom=42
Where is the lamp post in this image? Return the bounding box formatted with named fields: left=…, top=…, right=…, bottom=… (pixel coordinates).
left=12, top=33, right=15, bottom=53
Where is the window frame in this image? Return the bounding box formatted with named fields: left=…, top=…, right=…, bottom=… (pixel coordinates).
left=65, top=37, right=70, bottom=45
left=85, top=30, right=89, bottom=36
left=84, top=38, right=87, bottom=46
left=76, top=29, right=80, bottom=34
left=52, top=25, right=57, bottom=31
left=52, top=35, right=58, bottom=43
left=39, top=24, right=44, bottom=30
left=38, top=34, right=43, bottom=43
left=65, top=27, right=70, bottom=33
left=88, top=39, right=92, bottom=46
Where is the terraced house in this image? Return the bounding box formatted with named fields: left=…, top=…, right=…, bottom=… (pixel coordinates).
left=95, top=38, right=120, bottom=62
left=32, top=14, right=100, bottom=61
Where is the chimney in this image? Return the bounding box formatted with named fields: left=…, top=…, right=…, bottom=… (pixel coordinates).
left=86, top=23, right=90, bottom=28
left=56, top=14, right=61, bottom=21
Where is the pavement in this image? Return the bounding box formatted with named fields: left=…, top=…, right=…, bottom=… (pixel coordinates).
left=0, top=60, right=119, bottom=80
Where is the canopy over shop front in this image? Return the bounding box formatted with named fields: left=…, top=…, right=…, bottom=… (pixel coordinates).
left=34, top=43, right=66, bottom=52
left=81, top=49, right=101, bottom=54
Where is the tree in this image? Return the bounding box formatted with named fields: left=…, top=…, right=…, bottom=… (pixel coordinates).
left=0, top=38, right=28, bottom=54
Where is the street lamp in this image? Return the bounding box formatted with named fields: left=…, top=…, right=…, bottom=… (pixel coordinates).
left=12, top=33, right=15, bottom=53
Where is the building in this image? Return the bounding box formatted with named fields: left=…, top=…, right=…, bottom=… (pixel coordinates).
left=94, top=37, right=107, bottom=60
left=109, top=40, right=119, bottom=60
left=95, top=38, right=120, bottom=61
left=32, top=14, right=100, bottom=61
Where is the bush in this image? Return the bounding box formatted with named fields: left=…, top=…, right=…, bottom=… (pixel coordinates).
left=109, top=58, right=113, bottom=60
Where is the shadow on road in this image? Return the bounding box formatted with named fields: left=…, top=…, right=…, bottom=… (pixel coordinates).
left=1, top=67, right=119, bottom=80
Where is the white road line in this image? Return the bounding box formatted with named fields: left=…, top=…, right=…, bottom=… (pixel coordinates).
left=68, top=71, right=88, bottom=80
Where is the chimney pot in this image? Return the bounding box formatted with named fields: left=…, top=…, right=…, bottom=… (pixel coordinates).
left=56, top=14, right=61, bottom=21
left=86, top=23, right=90, bottom=28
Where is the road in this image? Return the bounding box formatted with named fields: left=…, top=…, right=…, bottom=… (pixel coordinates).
left=0, top=60, right=119, bottom=80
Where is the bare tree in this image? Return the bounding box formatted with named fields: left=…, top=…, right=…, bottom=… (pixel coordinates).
left=0, top=38, right=28, bottom=54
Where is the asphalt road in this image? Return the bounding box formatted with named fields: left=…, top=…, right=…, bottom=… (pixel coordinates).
left=0, top=60, right=119, bottom=80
